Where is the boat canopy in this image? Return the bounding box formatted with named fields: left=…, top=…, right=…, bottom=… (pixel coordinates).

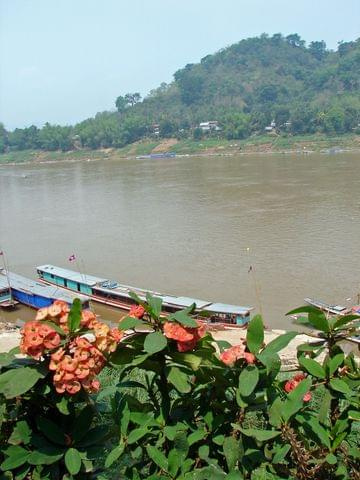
left=37, top=264, right=105, bottom=287
left=0, top=276, right=10, bottom=291
left=203, top=303, right=253, bottom=315
left=160, top=295, right=211, bottom=309
left=5, top=271, right=89, bottom=304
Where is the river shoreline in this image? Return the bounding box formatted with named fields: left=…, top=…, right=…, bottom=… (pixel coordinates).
left=1, top=133, right=359, bottom=166
left=0, top=324, right=356, bottom=368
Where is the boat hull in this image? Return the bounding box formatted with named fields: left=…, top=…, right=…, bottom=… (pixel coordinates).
left=38, top=278, right=250, bottom=325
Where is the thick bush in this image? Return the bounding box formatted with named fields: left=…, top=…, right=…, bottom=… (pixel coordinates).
left=0, top=294, right=359, bottom=479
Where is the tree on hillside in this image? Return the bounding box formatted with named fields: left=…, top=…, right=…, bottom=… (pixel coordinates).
left=0, top=123, right=7, bottom=153
left=124, top=93, right=141, bottom=107
left=286, top=33, right=305, bottom=48
left=309, top=40, right=327, bottom=60
left=115, top=95, right=127, bottom=113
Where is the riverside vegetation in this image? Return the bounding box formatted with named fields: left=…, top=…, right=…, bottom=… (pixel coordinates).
left=1, top=34, right=360, bottom=155
left=0, top=295, right=359, bottom=479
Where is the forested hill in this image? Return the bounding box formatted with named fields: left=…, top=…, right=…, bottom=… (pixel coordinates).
left=1, top=33, right=360, bottom=153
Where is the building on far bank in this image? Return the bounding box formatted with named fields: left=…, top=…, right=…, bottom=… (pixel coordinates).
left=199, top=121, right=221, bottom=132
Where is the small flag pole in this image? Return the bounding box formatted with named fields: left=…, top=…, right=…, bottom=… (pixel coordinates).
left=246, top=247, right=263, bottom=318
left=0, top=248, right=14, bottom=307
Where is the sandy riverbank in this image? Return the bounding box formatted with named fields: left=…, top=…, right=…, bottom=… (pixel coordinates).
left=1, top=134, right=359, bottom=166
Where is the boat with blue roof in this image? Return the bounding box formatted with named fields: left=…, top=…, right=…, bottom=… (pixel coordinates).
left=0, top=276, right=18, bottom=309
left=36, top=264, right=253, bottom=325
left=0, top=269, right=90, bottom=310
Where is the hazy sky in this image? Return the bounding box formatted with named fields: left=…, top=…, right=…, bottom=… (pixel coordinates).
left=1, top=0, right=359, bottom=130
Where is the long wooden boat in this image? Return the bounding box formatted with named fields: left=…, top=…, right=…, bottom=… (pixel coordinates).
left=304, top=297, right=352, bottom=316
left=0, top=276, right=18, bottom=309
left=36, top=264, right=253, bottom=325
left=0, top=269, right=90, bottom=310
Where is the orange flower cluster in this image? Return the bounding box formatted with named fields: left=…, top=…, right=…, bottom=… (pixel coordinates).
left=284, top=373, right=312, bottom=402
left=35, top=300, right=71, bottom=333
left=92, top=321, right=123, bottom=353
left=50, top=337, right=106, bottom=394
left=219, top=344, right=256, bottom=366
left=163, top=321, right=206, bottom=352
left=20, top=321, right=61, bottom=359
left=20, top=301, right=123, bottom=395
left=129, top=305, right=145, bottom=319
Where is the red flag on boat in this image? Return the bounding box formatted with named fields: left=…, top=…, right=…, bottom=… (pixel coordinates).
left=68, top=254, right=76, bottom=262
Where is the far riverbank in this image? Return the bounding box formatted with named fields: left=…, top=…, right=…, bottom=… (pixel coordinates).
left=1, top=133, right=359, bottom=166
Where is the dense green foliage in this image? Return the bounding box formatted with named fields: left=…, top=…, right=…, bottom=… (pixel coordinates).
left=0, top=296, right=359, bottom=479
left=1, top=33, right=360, bottom=153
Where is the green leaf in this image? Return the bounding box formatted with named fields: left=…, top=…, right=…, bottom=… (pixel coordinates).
left=146, top=446, right=168, bottom=472
left=329, top=378, right=352, bottom=395
left=223, top=437, right=240, bottom=470
left=118, top=316, right=145, bottom=330
left=0, top=366, right=46, bottom=399
left=256, top=352, right=281, bottom=373
left=287, top=305, right=323, bottom=316
left=188, top=429, right=207, bottom=446
left=77, top=426, right=109, bottom=447
left=308, top=311, right=330, bottom=332
left=348, top=410, right=360, bottom=421
left=1, top=446, right=30, bottom=470
left=238, top=366, right=259, bottom=397
left=127, top=427, right=148, bottom=444
left=269, top=397, right=283, bottom=427
left=261, top=332, right=298, bottom=356
left=334, top=314, right=359, bottom=330
left=168, top=449, right=180, bottom=477
left=298, top=357, right=325, bottom=378
left=27, top=448, right=64, bottom=466
left=198, top=445, right=209, bottom=459
left=326, top=453, right=337, bottom=465
left=0, top=351, right=16, bottom=368
left=246, top=315, right=264, bottom=354
left=282, top=378, right=312, bottom=421
left=272, top=444, right=290, bottom=464
left=168, top=366, right=191, bottom=393
left=56, top=396, right=70, bottom=415
left=306, top=417, right=331, bottom=448
left=8, top=421, right=31, bottom=445
left=105, top=443, right=124, bottom=468
left=318, top=389, right=332, bottom=426
left=146, top=293, right=162, bottom=318
left=170, top=352, right=202, bottom=371
left=120, top=403, right=131, bottom=436
left=67, top=298, right=82, bottom=332
left=287, top=377, right=312, bottom=403
left=71, top=406, right=94, bottom=443
left=65, top=448, right=82, bottom=475
left=329, top=354, right=344, bottom=376
left=169, top=310, right=198, bottom=328
left=297, top=341, right=325, bottom=352
left=37, top=417, right=66, bottom=446
left=144, top=332, right=167, bottom=354
left=239, top=428, right=280, bottom=441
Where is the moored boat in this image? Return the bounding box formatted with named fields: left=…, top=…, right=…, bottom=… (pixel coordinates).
left=36, top=264, right=253, bottom=325
left=0, top=269, right=90, bottom=310
left=0, top=276, right=18, bottom=309
left=304, top=297, right=352, bottom=316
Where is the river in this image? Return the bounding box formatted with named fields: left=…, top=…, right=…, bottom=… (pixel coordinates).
left=1, top=152, right=359, bottom=329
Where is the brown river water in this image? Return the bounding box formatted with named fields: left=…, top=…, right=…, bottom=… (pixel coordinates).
left=1, top=152, right=360, bottom=329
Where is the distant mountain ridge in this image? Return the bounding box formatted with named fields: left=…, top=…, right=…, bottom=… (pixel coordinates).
left=1, top=33, right=360, bottom=152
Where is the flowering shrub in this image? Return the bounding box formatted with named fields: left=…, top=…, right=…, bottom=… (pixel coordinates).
left=0, top=294, right=359, bottom=479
